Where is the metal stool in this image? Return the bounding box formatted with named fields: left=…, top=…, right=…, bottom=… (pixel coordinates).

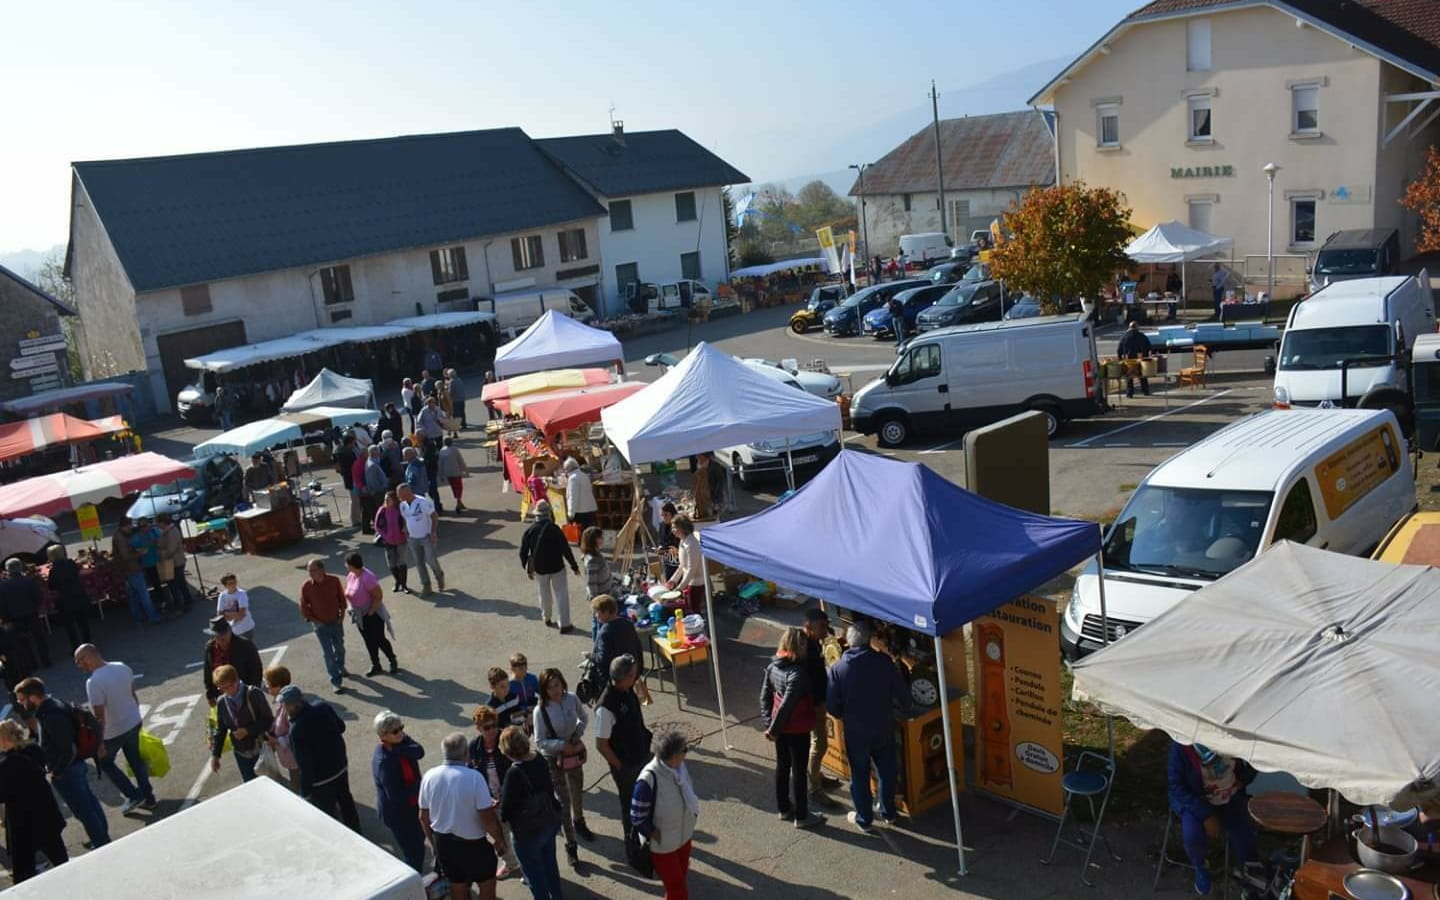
left=1154, top=808, right=1229, bottom=898
left=1042, top=750, right=1121, bottom=885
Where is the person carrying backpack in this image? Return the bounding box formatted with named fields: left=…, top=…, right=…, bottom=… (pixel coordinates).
left=14, top=676, right=110, bottom=847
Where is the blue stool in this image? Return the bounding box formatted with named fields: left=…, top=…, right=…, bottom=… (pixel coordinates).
left=1042, top=750, right=1120, bottom=885
left=1154, top=808, right=1230, bottom=898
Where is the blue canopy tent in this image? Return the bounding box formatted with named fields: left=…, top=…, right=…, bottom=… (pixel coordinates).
left=699, top=451, right=1104, bottom=874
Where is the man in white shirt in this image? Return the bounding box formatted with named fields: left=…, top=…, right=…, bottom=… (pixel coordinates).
left=215, top=573, right=256, bottom=640
left=398, top=484, right=445, bottom=595
left=420, top=732, right=508, bottom=900
left=75, top=643, right=156, bottom=813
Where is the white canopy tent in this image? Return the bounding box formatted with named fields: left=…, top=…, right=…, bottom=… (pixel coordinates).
left=184, top=333, right=349, bottom=374
left=493, top=309, right=624, bottom=378
left=730, top=257, right=827, bottom=279
left=1072, top=542, right=1440, bottom=807
left=602, top=343, right=844, bottom=748
left=386, top=310, right=497, bottom=330
left=194, top=406, right=379, bottom=459
left=295, top=324, right=416, bottom=345
left=282, top=368, right=376, bottom=412
left=1124, top=221, right=1234, bottom=306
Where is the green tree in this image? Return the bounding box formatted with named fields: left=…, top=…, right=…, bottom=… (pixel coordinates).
left=723, top=187, right=739, bottom=266
left=793, top=180, right=852, bottom=230
left=989, top=182, right=1132, bottom=314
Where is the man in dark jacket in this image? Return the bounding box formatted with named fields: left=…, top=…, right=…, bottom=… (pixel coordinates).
left=334, top=432, right=358, bottom=526
left=827, top=621, right=910, bottom=832
left=373, top=710, right=426, bottom=871
left=519, top=500, right=580, bottom=633
left=13, top=677, right=110, bottom=847
left=283, top=686, right=360, bottom=832
left=202, top=617, right=264, bottom=705
left=1167, top=741, right=1259, bottom=895
left=1116, top=321, right=1152, bottom=398
left=590, top=595, right=643, bottom=692
left=594, top=654, right=650, bottom=841
left=802, top=608, right=839, bottom=797
left=209, top=663, right=274, bottom=782
left=0, top=559, right=51, bottom=668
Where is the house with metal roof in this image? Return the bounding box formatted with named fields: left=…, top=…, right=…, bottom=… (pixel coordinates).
left=1029, top=0, right=1440, bottom=296
left=847, top=110, right=1056, bottom=262
left=537, top=122, right=748, bottom=306
left=0, top=264, right=75, bottom=404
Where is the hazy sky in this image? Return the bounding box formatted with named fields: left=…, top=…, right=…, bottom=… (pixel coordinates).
left=1, top=0, right=1138, bottom=251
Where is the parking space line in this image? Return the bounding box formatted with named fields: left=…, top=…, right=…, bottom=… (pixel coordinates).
left=1064, top=389, right=1232, bottom=448
left=179, top=644, right=287, bottom=811
left=920, top=437, right=965, bottom=455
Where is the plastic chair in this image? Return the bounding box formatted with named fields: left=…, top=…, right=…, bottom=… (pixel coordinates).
left=1154, top=808, right=1229, bottom=898
left=1042, top=750, right=1121, bottom=885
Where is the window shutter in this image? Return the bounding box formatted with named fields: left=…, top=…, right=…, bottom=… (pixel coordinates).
left=430, top=251, right=443, bottom=285
left=456, top=247, right=469, bottom=280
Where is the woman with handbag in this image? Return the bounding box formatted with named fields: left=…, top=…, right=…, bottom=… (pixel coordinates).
left=372, top=490, right=412, bottom=593
left=343, top=552, right=398, bottom=676
left=498, top=726, right=565, bottom=900
left=533, top=667, right=594, bottom=868
left=156, top=514, right=192, bottom=611
left=759, top=627, right=821, bottom=829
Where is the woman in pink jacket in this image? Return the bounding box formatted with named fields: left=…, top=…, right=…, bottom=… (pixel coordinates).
left=263, top=664, right=300, bottom=789
left=372, top=490, right=411, bottom=593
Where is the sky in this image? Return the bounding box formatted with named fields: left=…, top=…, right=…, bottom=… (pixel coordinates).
left=0, top=0, right=1140, bottom=252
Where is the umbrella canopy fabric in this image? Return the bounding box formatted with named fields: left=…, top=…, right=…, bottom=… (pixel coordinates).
left=600, top=343, right=842, bottom=464
left=194, top=407, right=378, bottom=459
left=282, top=368, right=375, bottom=412
left=700, top=452, right=1099, bottom=635
left=521, top=382, right=647, bottom=433
left=480, top=368, right=612, bottom=405
left=1125, top=220, right=1233, bottom=263
left=0, top=413, right=116, bottom=464
left=1072, top=541, right=1440, bottom=806
left=493, top=310, right=624, bottom=379
left=0, top=452, right=196, bottom=518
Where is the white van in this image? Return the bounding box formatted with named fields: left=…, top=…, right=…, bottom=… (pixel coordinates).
left=850, top=314, right=1103, bottom=444
left=485, top=288, right=594, bottom=334
left=1062, top=408, right=1415, bottom=659
left=899, top=232, right=952, bottom=265
left=1273, top=272, right=1433, bottom=412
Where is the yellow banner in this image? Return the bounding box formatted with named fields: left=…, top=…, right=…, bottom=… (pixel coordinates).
left=815, top=226, right=841, bottom=274
left=1315, top=422, right=1402, bottom=520
left=76, top=503, right=103, bottom=541
left=972, top=595, right=1065, bottom=816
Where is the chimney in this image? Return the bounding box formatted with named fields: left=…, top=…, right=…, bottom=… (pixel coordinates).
left=611, top=120, right=625, bottom=147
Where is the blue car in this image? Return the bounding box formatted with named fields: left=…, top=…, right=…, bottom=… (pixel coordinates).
left=823, top=279, right=927, bottom=337
left=862, top=284, right=951, bottom=339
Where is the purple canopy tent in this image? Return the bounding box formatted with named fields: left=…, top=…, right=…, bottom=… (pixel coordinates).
left=700, top=451, right=1104, bottom=874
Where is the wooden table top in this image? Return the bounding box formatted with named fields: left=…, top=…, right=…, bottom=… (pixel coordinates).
left=652, top=635, right=709, bottom=663
left=1249, top=791, right=1328, bottom=835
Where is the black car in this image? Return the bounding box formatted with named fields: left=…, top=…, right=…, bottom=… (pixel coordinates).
left=927, top=261, right=970, bottom=284
left=822, top=279, right=927, bottom=337
left=913, top=280, right=1006, bottom=332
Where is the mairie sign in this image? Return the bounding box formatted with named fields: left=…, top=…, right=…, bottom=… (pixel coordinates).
left=1171, top=165, right=1234, bottom=178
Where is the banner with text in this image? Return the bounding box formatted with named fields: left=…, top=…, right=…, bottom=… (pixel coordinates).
left=972, top=595, right=1065, bottom=816
left=815, top=226, right=841, bottom=275
left=76, top=503, right=103, bottom=541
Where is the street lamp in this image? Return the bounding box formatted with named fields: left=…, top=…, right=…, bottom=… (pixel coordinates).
left=850, top=163, right=871, bottom=277
left=1263, top=162, right=1281, bottom=302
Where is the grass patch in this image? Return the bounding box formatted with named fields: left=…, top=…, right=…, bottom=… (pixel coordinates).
left=1060, top=668, right=1170, bottom=823
left=1118, top=483, right=1138, bottom=493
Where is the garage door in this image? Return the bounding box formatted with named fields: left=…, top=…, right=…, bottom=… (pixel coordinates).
left=155, top=322, right=247, bottom=405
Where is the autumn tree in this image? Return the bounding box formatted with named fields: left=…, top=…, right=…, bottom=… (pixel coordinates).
left=793, top=180, right=853, bottom=230
left=989, top=182, right=1132, bottom=314
left=1401, top=145, right=1440, bottom=252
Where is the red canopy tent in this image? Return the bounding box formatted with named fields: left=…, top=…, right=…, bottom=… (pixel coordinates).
left=0, top=413, right=126, bottom=464
left=521, top=382, right=647, bottom=433
left=0, top=452, right=195, bottom=518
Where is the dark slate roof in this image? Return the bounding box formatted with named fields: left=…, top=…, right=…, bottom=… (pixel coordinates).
left=535, top=129, right=749, bottom=198
left=72, top=128, right=608, bottom=293
left=849, top=111, right=1055, bottom=197
left=0, top=264, right=75, bottom=315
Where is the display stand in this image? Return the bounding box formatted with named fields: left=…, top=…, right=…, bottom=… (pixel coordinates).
left=235, top=502, right=302, bottom=554
left=593, top=478, right=636, bottom=531
left=822, top=692, right=966, bottom=817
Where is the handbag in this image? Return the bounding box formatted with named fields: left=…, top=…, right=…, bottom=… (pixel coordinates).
left=157, top=558, right=176, bottom=582
left=255, top=741, right=285, bottom=781
left=125, top=728, right=170, bottom=779
left=540, top=702, right=587, bottom=770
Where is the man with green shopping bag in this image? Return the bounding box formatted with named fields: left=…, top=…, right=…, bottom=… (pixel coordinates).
left=75, top=643, right=157, bottom=814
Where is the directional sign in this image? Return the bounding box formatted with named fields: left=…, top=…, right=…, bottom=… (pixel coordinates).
left=28, top=375, right=62, bottom=391
left=11, top=361, right=58, bottom=379
left=10, top=353, right=60, bottom=371
left=19, top=337, right=67, bottom=356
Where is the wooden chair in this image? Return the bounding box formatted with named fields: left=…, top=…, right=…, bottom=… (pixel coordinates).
left=1179, top=344, right=1209, bottom=388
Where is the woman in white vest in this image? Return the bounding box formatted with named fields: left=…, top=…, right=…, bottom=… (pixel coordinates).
left=630, top=728, right=699, bottom=899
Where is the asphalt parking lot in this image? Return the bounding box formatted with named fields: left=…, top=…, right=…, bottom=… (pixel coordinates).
left=15, top=306, right=1278, bottom=898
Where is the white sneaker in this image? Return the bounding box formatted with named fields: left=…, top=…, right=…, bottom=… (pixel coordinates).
left=120, top=796, right=143, bottom=815
left=846, top=810, right=874, bottom=833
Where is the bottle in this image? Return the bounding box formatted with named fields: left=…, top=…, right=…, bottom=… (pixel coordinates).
left=672, top=610, right=685, bottom=647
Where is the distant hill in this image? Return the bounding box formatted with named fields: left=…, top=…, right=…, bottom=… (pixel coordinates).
left=0, top=244, right=63, bottom=281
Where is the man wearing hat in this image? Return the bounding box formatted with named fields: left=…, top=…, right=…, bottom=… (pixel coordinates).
left=283, top=685, right=360, bottom=832
left=519, top=500, right=580, bottom=633
left=202, top=615, right=263, bottom=706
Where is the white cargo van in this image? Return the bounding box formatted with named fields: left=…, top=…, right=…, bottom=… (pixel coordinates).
left=486, top=288, right=594, bottom=334
left=1062, top=408, right=1415, bottom=659
left=849, top=314, right=1103, bottom=445
left=899, top=232, right=952, bottom=265
left=1272, top=272, right=1433, bottom=414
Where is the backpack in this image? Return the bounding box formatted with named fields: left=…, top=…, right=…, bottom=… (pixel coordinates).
left=69, top=702, right=102, bottom=761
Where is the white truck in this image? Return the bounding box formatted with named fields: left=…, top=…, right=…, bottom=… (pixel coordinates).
left=486, top=287, right=595, bottom=335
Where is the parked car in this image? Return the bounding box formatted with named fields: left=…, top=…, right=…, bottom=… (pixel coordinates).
left=740, top=358, right=843, bottom=399
left=0, top=516, right=61, bottom=565
left=927, top=261, right=970, bottom=285
left=822, top=279, right=927, bottom=337
left=716, top=367, right=841, bottom=486
left=1002, top=294, right=1041, bottom=319
left=1308, top=228, right=1400, bottom=295
left=862, top=284, right=951, bottom=339
left=788, top=285, right=847, bottom=334
left=914, top=280, right=1006, bottom=332
left=125, top=455, right=245, bottom=521
left=899, top=233, right=953, bottom=266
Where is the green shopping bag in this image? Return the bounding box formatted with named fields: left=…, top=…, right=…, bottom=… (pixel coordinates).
left=125, top=729, right=170, bottom=779
left=207, top=705, right=233, bottom=755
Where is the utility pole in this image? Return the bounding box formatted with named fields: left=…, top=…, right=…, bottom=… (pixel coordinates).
left=850, top=163, right=870, bottom=270
left=931, top=80, right=948, bottom=240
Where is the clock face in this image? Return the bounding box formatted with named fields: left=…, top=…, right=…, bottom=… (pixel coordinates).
left=911, top=677, right=938, bottom=707
left=985, top=640, right=1002, bottom=662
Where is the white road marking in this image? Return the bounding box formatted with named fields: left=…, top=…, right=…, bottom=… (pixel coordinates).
left=179, top=644, right=287, bottom=810
left=920, top=437, right=965, bottom=455
left=1064, top=389, right=1232, bottom=448
left=142, top=695, right=204, bottom=746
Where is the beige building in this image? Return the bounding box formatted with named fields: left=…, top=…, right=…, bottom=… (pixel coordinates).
left=1031, top=0, right=1440, bottom=280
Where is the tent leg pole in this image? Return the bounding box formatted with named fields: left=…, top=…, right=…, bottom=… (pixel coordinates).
left=697, top=546, right=730, bottom=750
left=932, top=634, right=967, bottom=876
left=785, top=439, right=795, bottom=493
left=1094, top=545, right=1114, bottom=760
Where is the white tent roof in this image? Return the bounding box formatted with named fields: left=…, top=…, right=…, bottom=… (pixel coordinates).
left=10, top=777, right=422, bottom=899
left=386, top=311, right=496, bottom=330
left=282, top=367, right=375, bottom=412
left=600, top=342, right=842, bottom=463
left=1125, top=220, right=1233, bottom=263
left=295, top=324, right=415, bottom=344
left=493, top=309, right=624, bottom=378
left=1072, top=542, right=1440, bottom=807
left=730, top=257, right=827, bottom=278
left=184, top=333, right=348, bottom=373
left=194, top=406, right=378, bottom=458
